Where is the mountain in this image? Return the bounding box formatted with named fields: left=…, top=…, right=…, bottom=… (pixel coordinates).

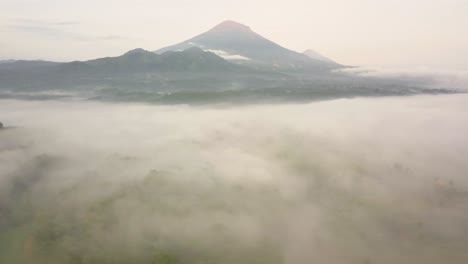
left=303, top=50, right=336, bottom=64
left=155, top=20, right=340, bottom=70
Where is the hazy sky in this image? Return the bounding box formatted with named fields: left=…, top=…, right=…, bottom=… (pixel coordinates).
left=1, top=0, right=467, bottom=69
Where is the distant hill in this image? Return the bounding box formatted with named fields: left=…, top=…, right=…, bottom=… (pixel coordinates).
left=0, top=60, right=16, bottom=64
left=60, top=47, right=242, bottom=74
left=155, top=20, right=340, bottom=70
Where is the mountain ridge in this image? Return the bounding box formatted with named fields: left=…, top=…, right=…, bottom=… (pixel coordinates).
left=59, top=47, right=242, bottom=73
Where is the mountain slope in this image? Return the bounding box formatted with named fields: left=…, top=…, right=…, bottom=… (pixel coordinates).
left=155, top=20, right=340, bottom=70
left=303, top=49, right=336, bottom=64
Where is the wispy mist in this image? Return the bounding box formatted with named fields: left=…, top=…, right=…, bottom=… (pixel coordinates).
left=339, top=66, right=468, bottom=91
left=1, top=95, right=468, bottom=264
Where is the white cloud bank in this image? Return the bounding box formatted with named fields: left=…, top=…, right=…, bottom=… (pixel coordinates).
left=0, top=94, right=468, bottom=263
left=206, top=49, right=250, bottom=60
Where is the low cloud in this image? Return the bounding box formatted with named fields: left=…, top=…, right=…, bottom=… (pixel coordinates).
left=0, top=95, right=467, bottom=263
left=338, top=66, right=468, bottom=91
left=4, top=18, right=129, bottom=42
left=6, top=24, right=89, bottom=41
left=13, top=18, right=80, bottom=26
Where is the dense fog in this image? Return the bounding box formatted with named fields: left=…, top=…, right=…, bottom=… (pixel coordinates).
left=1, top=94, right=468, bottom=264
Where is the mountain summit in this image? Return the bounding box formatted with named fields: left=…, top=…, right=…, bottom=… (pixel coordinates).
left=208, top=20, right=253, bottom=33
left=155, top=21, right=339, bottom=70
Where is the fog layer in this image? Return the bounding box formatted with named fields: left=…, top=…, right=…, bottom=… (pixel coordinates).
left=1, top=95, right=468, bottom=264
left=339, top=66, right=468, bottom=91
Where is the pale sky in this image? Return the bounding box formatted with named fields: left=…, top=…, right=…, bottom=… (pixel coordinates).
left=1, top=0, right=467, bottom=69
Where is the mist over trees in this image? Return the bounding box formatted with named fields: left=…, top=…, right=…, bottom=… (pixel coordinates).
left=1, top=95, right=467, bottom=264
